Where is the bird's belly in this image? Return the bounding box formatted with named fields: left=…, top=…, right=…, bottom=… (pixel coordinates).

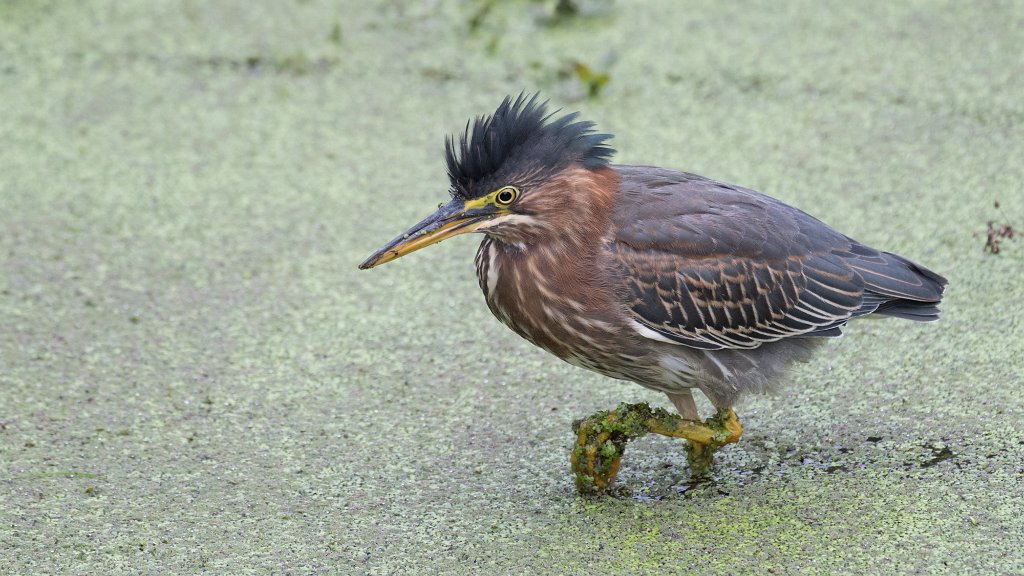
left=476, top=237, right=701, bottom=393
left=491, top=292, right=702, bottom=392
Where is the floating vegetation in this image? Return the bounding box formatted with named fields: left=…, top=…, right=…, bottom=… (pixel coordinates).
left=538, top=0, right=615, bottom=26
left=329, top=21, right=343, bottom=45
left=467, top=0, right=497, bottom=32
left=565, top=59, right=611, bottom=99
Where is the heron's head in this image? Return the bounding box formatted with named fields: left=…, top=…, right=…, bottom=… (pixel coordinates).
left=359, top=93, right=616, bottom=269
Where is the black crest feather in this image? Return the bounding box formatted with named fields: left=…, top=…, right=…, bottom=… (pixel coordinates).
left=444, top=93, right=615, bottom=199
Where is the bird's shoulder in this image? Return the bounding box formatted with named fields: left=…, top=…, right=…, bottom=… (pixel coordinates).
left=609, top=165, right=848, bottom=259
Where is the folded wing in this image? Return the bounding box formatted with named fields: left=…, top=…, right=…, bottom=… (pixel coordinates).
left=610, top=166, right=946, bottom=351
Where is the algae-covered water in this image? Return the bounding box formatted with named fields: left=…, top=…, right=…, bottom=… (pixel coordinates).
left=2, top=1, right=1022, bottom=573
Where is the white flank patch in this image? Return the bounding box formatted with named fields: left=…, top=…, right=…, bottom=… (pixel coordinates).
left=627, top=318, right=678, bottom=344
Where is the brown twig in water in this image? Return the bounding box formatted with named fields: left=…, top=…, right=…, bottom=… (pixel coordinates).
left=976, top=200, right=1017, bottom=254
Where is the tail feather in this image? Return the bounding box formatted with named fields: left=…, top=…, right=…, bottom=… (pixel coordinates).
left=873, top=301, right=942, bottom=322
left=842, top=241, right=947, bottom=323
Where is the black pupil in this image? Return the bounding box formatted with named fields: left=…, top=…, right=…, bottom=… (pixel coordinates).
left=498, top=189, right=514, bottom=203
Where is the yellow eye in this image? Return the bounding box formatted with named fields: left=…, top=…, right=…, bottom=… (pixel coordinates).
left=495, top=186, right=519, bottom=206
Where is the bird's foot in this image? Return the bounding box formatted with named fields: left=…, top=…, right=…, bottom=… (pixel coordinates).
left=570, top=403, right=743, bottom=495
left=683, top=408, right=743, bottom=479
left=570, top=403, right=652, bottom=495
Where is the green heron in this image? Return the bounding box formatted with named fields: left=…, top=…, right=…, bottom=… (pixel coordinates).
left=359, top=94, right=946, bottom=494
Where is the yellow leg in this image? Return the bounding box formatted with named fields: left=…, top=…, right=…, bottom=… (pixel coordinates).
left=681, top=408, right=742, bottom=478
left=570, top=402, right=742, bottom=495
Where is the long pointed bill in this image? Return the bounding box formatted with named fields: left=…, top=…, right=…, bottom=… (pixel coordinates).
left=358, top=198, right=493, bottom=269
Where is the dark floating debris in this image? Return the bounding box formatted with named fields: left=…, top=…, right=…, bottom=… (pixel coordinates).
left=921, top=444, right=955, bottom=468
left=978, top=200, right=1017, bottom=254
left=983, top=221, right=1016, bottom=254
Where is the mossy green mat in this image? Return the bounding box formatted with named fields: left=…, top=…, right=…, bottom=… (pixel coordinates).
left=2, top=2, right=1022, bottom=573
